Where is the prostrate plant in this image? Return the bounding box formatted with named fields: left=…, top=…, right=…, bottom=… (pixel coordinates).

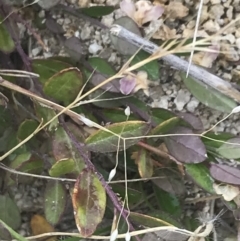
left=1, top=1, right=240, bottom=241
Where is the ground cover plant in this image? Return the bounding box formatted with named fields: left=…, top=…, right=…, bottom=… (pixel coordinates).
left=1, top=0, right=240, bottom=241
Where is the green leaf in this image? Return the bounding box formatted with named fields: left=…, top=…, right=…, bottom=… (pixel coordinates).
left=129, top=50, right=160, bottom=81
left=72, top=169, right=106, bottom=237
left=85, top=121, right=150, bottom=153
left=0, top=195, right=21, bottom=230
left=134, top=147, right=153, bottom=178
left=86, top=57, right=116, bottom=76
left=32, top=58, right=72, bottom=84
left=80, top=6, right=114, bottom=17
left=151, top=117, right=188, bottom=135
left=6, top=152, right=43, bottom=185
left=17, top=119, right=39, bottom=141
left=181, top=73, right=237, bottom=113
left=49, top=158, right=76, bottom=177
left=130, top=212, right=175, bottom=227
left=153, top=185, right=182, bottom=217
left=0, top=219, right=28, bottom=241
left=151, top=108, right=176, bottom=124
left=185, top=163, right=215, bottom=194
left=44, top=181, right=67, bottom=225
left=43, top=67, right=83, bottom=105
left=34, top=101, right=59, bottom=132
left=0, top=15, right=15, bottom=53
left=101, top=109, right=138, bottom=122
left=202, top=132, right=234, bottom=149
left=216, top=137, right=240, bottom=159
left=112, top=184, right=143, bottom=206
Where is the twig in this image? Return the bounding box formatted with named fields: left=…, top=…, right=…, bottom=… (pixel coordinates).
left=109, top=25, right=240, bottom=103
left=60, top=120, right=141, bottom=241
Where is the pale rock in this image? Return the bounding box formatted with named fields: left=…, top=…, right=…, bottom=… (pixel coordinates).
left=209, top=4, right=224, bottom=19
left=222, top=45, right=239, bottom=61
left=187, top=20, right=196, bottom=29
left=236, top=38, right=240, bottom=49
left=174, top=89, right=191, bottom=111
left=226, top=6, right=233, bottom=20
left=101, top=14, right=114, bottom=27
left=224, top=34, right=235, bottom=44
left=78, top=0, right=90, bottom=7
left=80, top=25, right=92, bottom=40
left=203, top=20, right=220, bottom=32
left=108, top=52, right=117, bottom=63
left=235, top=29, right=240, bottom=38
left=88, top=42, right=103, bottom=54
left=152, top=96, right=169, bottom=109
left=38, top=10, right=45, bottom=18
left=183, top=28, right=194, bottom=38
left=43, top=52, right=53, bottom=58
left=32, top=47, right=42, bottom=57
left=211, top=0, right=221, bottom=4
left=203, top=0, right=210, bottom=4
left=222, top=72, right=232, bottom=81
left=200, top=6, right=209, bottom=23
left=64, top=18, right=71, bottom=25
left=106, top=0, right=120, bottom=5
left=186, top=98, right=199, bottom=112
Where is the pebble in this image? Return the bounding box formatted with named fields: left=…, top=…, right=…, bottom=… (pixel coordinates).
left=88, top=41, right=103, bottom=54
left=186, top=98, right=199, bottom=112
left=80, top=24, right=92, bottom=40
left=174, top=89, right=191, bottom=111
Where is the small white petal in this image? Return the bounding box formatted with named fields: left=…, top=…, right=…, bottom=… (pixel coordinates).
left=231, top=106, right=240, bottom=114
left=125, top=231, right=131, bottom=241
left=108, top=168, right=116, bottom=182
left=79, top=115, right=95, bottom=127
left=110, top=229, right=118, bottom=241
left=125, top=106, right=130, bottom=116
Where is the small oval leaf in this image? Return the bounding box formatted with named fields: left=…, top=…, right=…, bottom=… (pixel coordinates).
left=0, top=195, right=21, bottom=230
left=44, top=181, right=67, bottom=225
left=216, top=138, right=240, bottom=159
left=0, top=15, right=15, bottom=53
left=72, top=169, right=106, bottom=237
left=185, top=163, right=215, bottom=193
left=210, top=163, right=240, bottom=185
left=181, top=73, right=237, bottom=113
left=43, top=67, right=83, bottom=105
left=164, top=127, right=207, bottom=163
left=85, top=121, right=150, bottom=153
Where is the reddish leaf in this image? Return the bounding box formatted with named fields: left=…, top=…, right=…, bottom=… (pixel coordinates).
left=176, top=112, right=203, bottom=131
left=164, top=127, right=207, bottom=163
left=210, top=163, right=240, bottom=185
left=72, top=169, right=106, bottom=237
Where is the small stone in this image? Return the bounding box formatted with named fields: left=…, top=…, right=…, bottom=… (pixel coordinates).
left=101, top=14, right=114, bottom=27
left=80, top=25, right=92, bottom=40
left=211, top=0, right=221, bottom=4
left=88, top=42, right=103, bottom=54
left=226, top=6, right=233, bottom=20
left=64, top=18, right=71, bottom=25
left=174, top=89, right=191, bottom=111
left=186, top=98, right=199, bottom=112
left=152, top=96, right=169, bottom=109
left=32, top=47, right=42, bottom=57
left=209, top=4, right=224, bottom=19
left=38, top=10, right=45, bottom=18
left=203, top=20, right=220, bottom=33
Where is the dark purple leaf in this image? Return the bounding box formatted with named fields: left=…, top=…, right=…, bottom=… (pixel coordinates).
left=210, top=163, right=240, bottom=185
left=45, top=17, right=64, bottom=34
left=164, top=127, right=207, bottom=163
left=176, top=112, right=204, bottom=131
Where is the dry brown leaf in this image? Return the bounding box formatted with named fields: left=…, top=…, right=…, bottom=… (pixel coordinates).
left=165, top=1, right=189, bottom=19
left=213, top=183, right=240, bottom=201
left=152, top=24, right=177, bottom=40
left=30, top=214, right=56, bottom=241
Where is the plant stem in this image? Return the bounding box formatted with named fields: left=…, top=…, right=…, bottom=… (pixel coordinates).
left=61, top=120, right=141, bottom=241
